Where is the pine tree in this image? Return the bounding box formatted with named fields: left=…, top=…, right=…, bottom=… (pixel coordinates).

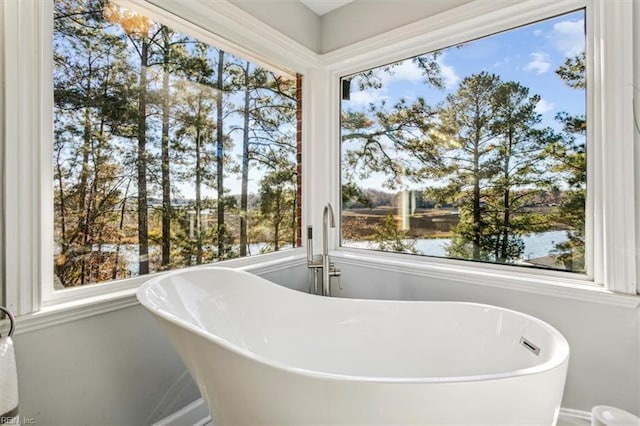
left=549, top=52, right=587, bottom=271
left=103, top=3, right=166, bottom=275
left=54, top=0, right=134, bottom=285
left=172, top=43, right=217, bottom=264
left=433, top=72, right=501, bottom=260
left=487, top=82, right=558, bottom=262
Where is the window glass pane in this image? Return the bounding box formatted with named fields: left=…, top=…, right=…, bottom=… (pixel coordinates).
left=341, top=10, right=586, bottom=273
left=53, top=0, right=301, bottom=288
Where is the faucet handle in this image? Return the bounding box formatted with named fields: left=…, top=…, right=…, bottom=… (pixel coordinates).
left=329, top=265, right=341, bottom=277
left=329, top=268, right=342, bottom=292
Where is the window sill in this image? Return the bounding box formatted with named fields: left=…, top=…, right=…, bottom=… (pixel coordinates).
left=333, top=248, right=640, bottom=309
left=1, top=250, right=307, bottom=337
left=43, top=248, right=306, bottom=306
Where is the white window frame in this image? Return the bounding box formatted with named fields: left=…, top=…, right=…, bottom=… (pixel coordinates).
left=320, top=0, right=637, bottom=295
left=2, top=0, right=319, bottom=316
left=2, top=0, right=637, bottom=321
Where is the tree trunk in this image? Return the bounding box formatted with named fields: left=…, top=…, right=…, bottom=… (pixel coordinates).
left=274, top=190, right=281, bottom=251
left=78, top=108, right=93, bottom=284
left=240, top=61, right=250, bottom=257
left=500, top=188, right=511, bottom=260
left=295, top=73, right=303, bottom=248
left=161, top=28, right=172, bottom=269
left=55, top=149, right=68, bottom=286
left=291, top=187, right=297, bottom=248
left=78, top=58, right=94, bottom=285
left=216, top=50, right=225, bottom=259
left=472, top=123, right=482, bottom=260
left=137, top=40, right=150, bottom=275
left=499, top=131, right=514, bottom=261
left=113, top=179, right=131, bottom=280
left=195, top=109, right=203, bottom=265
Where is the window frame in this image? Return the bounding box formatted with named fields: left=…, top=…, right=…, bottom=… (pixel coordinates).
left=323, top=0, right=637, bottom=294
left=3, top=0, right=316, bottom=315
left=2, top=0, right=637, bottom=320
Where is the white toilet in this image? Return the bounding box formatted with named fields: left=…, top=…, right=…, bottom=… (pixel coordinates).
left=592, top=405, right=640, bottom=426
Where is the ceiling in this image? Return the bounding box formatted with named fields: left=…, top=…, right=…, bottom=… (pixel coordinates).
left=299, top=0, right=355, bottom=16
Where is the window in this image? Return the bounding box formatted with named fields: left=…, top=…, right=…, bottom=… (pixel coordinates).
left=52, top=0, right=302, bottom=288
left=3, top=0, right=636, bottom=317
left=340, top=10, right=587, bottom=274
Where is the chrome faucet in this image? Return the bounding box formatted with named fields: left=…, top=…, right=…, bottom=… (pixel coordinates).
left=307, top=203, right=341, bottom=296
left=322, top=203, right=341, bottom=296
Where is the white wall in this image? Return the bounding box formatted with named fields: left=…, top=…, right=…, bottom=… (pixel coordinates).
left=319, top=0, right=476, bottom=53
left=228, top=0, right=321, bottom=52
left=635, top=0, right=640, bottom=287
left=14, top=305, right=199, bottom=425
left=330, top=259, right=640, bottom=414
left=0, top=0, right=5, bottom=309
left=225, top=0, right=480, bottom=54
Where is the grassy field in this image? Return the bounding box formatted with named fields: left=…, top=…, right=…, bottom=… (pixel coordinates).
left=341, top=205, right=561, bottom=241
left=342, top=206, right=459, bottom=240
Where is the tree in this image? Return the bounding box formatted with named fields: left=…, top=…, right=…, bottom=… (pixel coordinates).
left=239, top=60, right=252, bottom=257
left=103, top=3, right=166, bottom=275
left=549, top=52, right=587, bottom=271
left=342, top=182, right=373, bottom=208
left=173, top=67, right=217, bottom=264
left=53, top=0, right=302, bottom=285
left=215, top=50, right=227, bottom=260
left=156, top=27, right=192, bottom=269
left=341, top=54, right=444, bottom=189
left=227, top=61, right=298, bottom=256
left=373, top=215, right=418, bottom=254
left=259, top=167, right=296, bottom=252
left=433, top=73, right=557, bottom=264
left=432, top=72, right=501, bottom=260
left=54, top=0, right=133, bottom=285
left=487, top=81, right=558, bottom=262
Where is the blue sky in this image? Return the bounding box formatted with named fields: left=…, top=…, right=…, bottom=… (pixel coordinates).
left=347, top=9, right=585, bottom=128
left=344, top=9, right=586, bottom=190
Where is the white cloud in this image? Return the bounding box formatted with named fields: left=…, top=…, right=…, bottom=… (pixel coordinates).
left=438, top=60, right=459, bottom=89
left=551, top=19, right=585, bottom=56
left=348, top=89, right=388, bottom=106
left=533, top=29, right=543, bottom=37
left=381, top=55, right=458, bottom=89
left=376, top=60, right=423, bottom=86
left=392, top=60, right=423, bottom=83
left=535, top=98, right=555, bottom=114
left=346, top=54, right=460, bottom=106
left=525, top=52, right=551, bottom=74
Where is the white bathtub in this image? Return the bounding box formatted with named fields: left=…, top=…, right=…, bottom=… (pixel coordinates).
left=137, top=266, right=569, bottom=425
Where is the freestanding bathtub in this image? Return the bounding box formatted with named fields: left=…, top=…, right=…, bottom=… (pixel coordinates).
left=137, top=266, right=569, bottom=425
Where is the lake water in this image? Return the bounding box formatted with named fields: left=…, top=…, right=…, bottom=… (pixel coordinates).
left=84, top=230, right=569, bottom=277
left=343, top=230, right=569, bottom=259
left=87, top=241, right=289, bottom=276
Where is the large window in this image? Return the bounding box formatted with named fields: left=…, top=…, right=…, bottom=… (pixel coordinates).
left=341, top=10, right=586, bottom=274
left=53, top=0, right=301, bottom=288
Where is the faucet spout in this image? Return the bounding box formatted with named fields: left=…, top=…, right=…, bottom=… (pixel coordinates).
left=322, top=203, right=336, bottom=258
left=322, top=203, right=340, bottom=296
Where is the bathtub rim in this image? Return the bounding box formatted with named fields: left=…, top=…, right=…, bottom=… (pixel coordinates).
left=137, top=266, right=570, bottom=385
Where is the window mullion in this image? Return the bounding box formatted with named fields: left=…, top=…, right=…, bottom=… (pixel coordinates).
left=4, top=0, right=47, bottom=315
left=594, top=0, right=637, bottom=294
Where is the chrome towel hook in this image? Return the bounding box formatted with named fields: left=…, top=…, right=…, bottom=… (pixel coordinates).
left=0, top=307, right=15, bottom=338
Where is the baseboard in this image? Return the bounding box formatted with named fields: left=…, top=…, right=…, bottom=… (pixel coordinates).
left=154, top=400, right=591, bottom=426
left=152, top=398, right=210, bottom=426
